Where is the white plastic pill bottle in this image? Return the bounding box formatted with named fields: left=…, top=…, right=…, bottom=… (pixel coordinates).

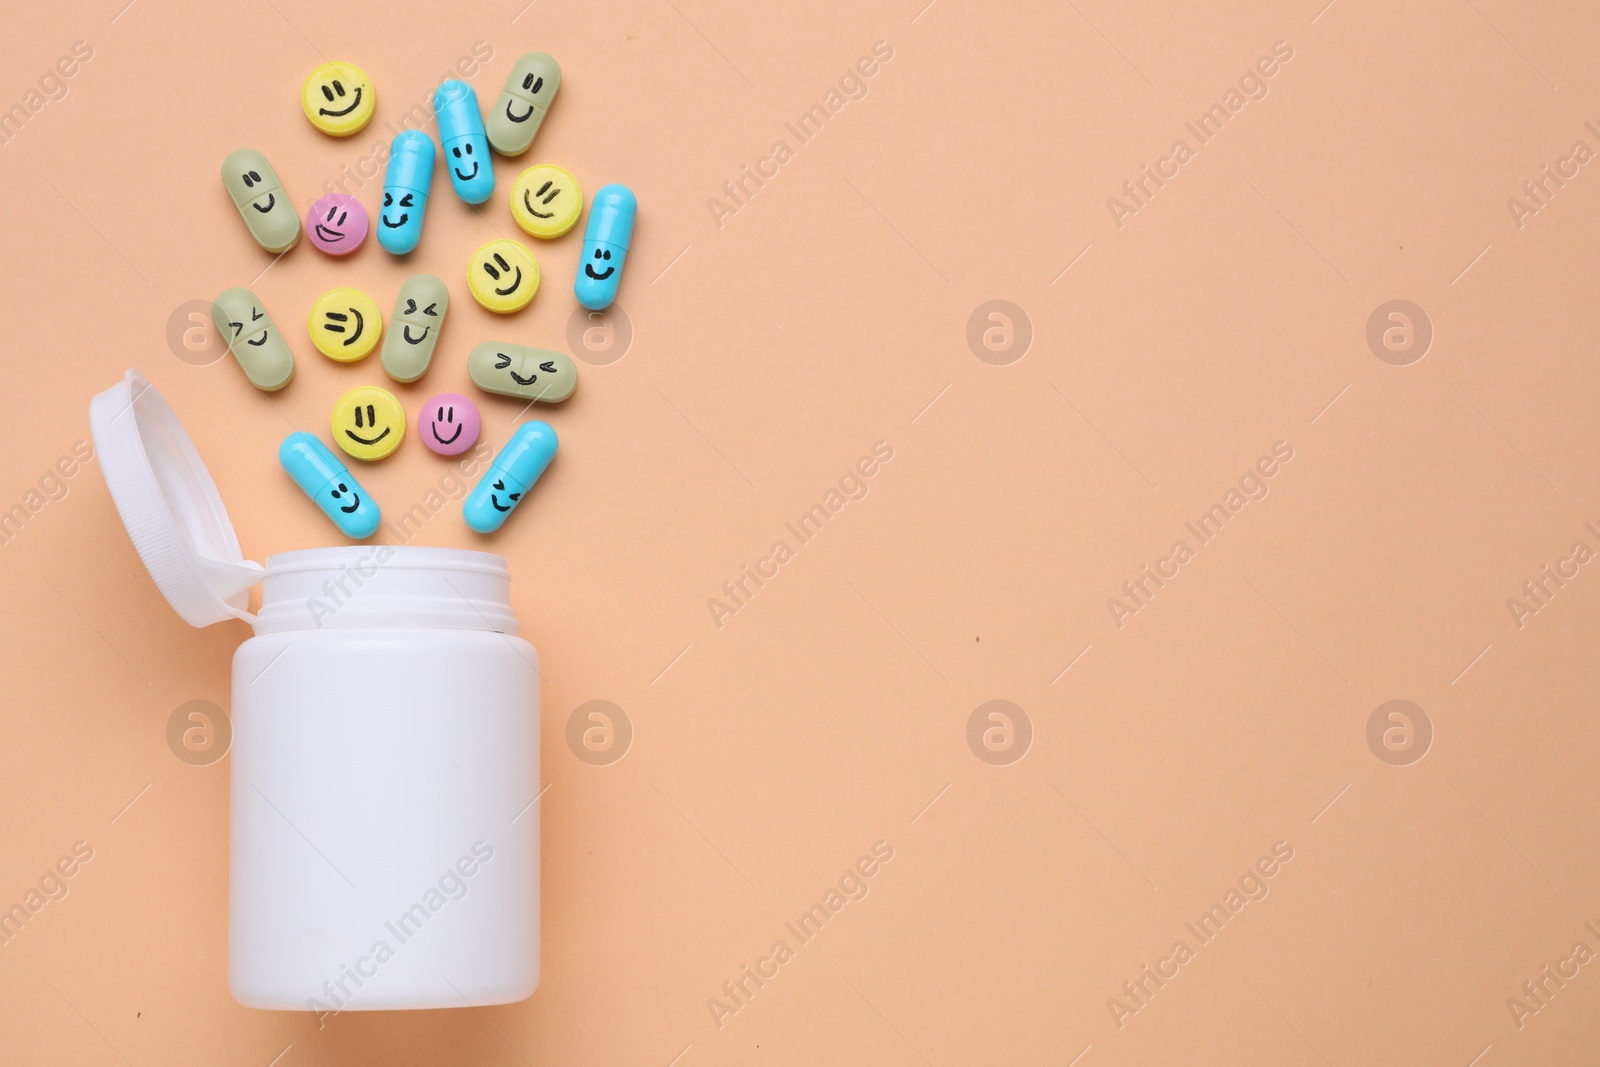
left=89, top=370, right=539, bottom=1012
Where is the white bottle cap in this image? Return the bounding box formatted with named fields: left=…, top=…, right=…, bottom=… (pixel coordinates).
left=88, top=369, right=262, bottom=627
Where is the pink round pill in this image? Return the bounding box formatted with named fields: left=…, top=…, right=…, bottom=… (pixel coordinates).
left=419, top=392, right=481, bottom=456
left=306, top=193, right=368, bottom=255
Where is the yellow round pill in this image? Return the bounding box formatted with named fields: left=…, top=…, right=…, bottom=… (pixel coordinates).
left=467, top=239, right=540, bottom=313
left=310, top=287, right=383, bottom=362
left=331, top=386, right=405, bottom=461
left=302, top=62, right=375, bottom=137
left=510, top=164, right=583, bottom=239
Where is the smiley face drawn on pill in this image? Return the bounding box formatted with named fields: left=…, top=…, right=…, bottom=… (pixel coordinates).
left=399, top=296, right=441, bottom=344
left=503, top=72, right=547, bottom=123
left=489, top=479, right=521, bottom=512
left=309, top=288, right=383, bottom=362
left=417, top=392, right=479, bottom=456
left=450, top=141, right=480, bottom=182
left=222, top=304, right=271, bottom=347
left=239, top=171, right=275, bottom=213
left=381, top=191, right=416, bottom=229
left=302, top=62, right=375, bottom=137
left=306, top=193, right=368, bottom=255
left=584, top=247, right=615, bottom=281
left=331, top=385, right=405, bottom=461
left=329, top=481, right=362, bottom=513
left=510, top=164, right=582, bottom=238
left=496, top=351, right=560, bottom=387
left=466, top=239, right=540, bottom=313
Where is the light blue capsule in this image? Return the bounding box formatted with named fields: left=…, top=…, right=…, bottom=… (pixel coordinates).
left=574, top=183, right=636, bottom=311
left=434, top=80, right=494, bottom=204
left=378, top=131, right=434, bottom=254
left=463, top=421, right=557, bottom=534
left=279, top=432, right=382, bottom=539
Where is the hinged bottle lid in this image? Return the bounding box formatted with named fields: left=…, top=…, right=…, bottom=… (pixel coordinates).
left=89, top=369, right=262, bottom=627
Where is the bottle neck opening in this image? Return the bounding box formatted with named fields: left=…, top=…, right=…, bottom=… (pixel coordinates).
left=252, top=546, right=519, bottom=634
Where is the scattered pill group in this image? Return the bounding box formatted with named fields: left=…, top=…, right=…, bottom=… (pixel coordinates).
left=218, top=56, right=628, bottom=538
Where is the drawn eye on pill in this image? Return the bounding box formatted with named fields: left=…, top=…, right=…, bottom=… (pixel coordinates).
left=489, top=478, right=522, bottom=512
left=584, top=247, right=616, bottom=281
left=329, top=481, right=362, bottom=513
left=404, top=299, right=418, bottom=314
left=244, top=306, right=270, bottom=347
left=539, top=361, right=556, bottom=373
left=321, top=308, right=365, bottom=346
left=423, top=303, right=439, bottom=316
left=494, top=353, right=512, bottom=369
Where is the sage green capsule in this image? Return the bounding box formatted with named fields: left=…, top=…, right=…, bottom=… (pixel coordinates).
left=212, top=288, right=295, bottom=392
left=380, top=273, right=450, bottom=383
left=486, top=52, right=561, bottom=157
left=467, top=342, right=577, bottom=403
left=221, top=148, right=301, bottom=254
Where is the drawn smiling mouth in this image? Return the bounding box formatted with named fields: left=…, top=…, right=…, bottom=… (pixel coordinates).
left=522, top=192, right=554, bottom=218
left=322, top=308, right=364, bottom=345
left=339, top=494, right=362, bottom=513
left=381, top=213, right=409, bottom=228
left=431, top=423, right=462, bottom=445
left=245, top=333, right=269, bottom=347
left=455, top=162, right=479, bottom=181
left=402, top=325, right=430, bottom=345
left=494, top=269, right=522, bottom=295
left=251, top=194, right=275, bottom=212
left=491, top=494, right=514, bottom=512
left=319, top=88, right=362, bottom=117
left=314, top=224, right=345, bottom=242
left=505, top=100, right=534, bottom=123
left=585, top=263, right=615, bottom=280
left=509, top=370, right=539, bottom=386
left=344, top=427, right=390, bottom=446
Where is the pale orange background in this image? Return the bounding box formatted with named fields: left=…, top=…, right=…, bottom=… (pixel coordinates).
left=2, top=0, right=1599, bottom=1063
